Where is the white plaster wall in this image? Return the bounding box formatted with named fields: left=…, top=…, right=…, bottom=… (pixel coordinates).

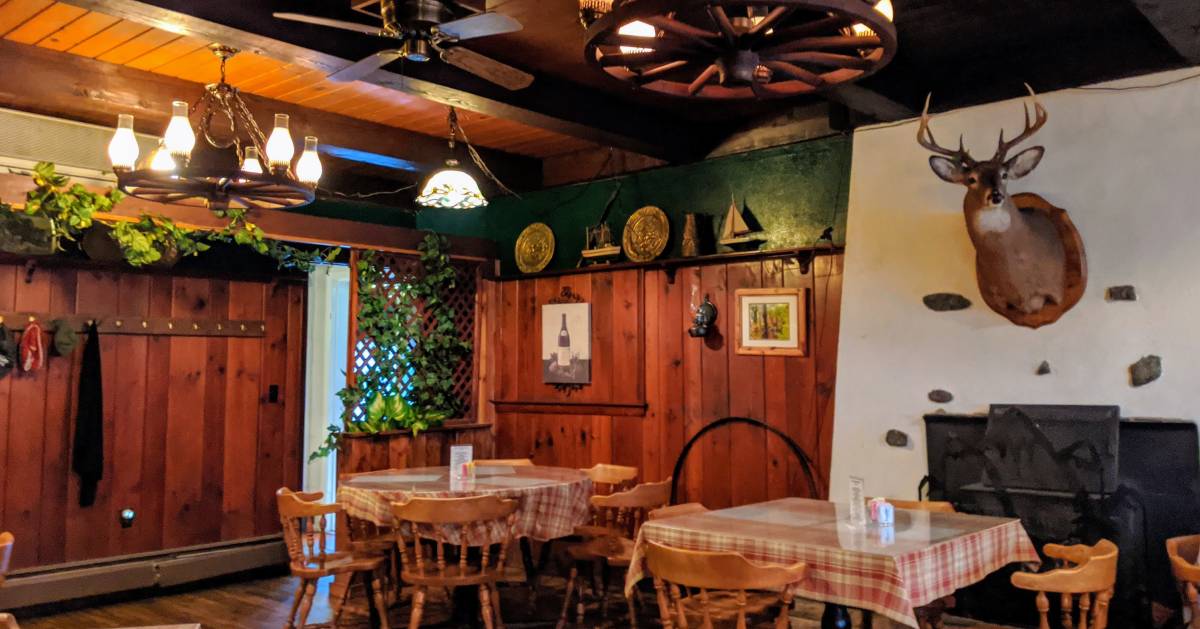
left=830, top=67, right=1200, bottom=501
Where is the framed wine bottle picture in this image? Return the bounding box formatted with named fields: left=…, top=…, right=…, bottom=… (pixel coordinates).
left=541, top=302, right=591, bottom=385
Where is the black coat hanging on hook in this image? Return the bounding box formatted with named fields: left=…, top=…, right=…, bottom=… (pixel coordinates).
left=72, top=321, right=103, bottom=507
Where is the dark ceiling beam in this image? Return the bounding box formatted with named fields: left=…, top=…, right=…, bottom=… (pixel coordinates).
left=824, top=84, right=914, bottom=122
left=0, top=39, right=540, bottom=195
left=66, top=0, right=725, bottom=162
left=1130, top=0, right=1200, bottom=64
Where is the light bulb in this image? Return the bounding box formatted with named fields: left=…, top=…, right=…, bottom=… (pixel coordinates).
left=851, top=0, right=893, bottom=36
left=149, top=141, right=176, bottom=172
left=108, top=114, right=139, bottom=171
left=265, top=113, right=295, bottom=170
left=162, top=100, right=195, bottom=162
left=241, top=145, right=263, bottom=175
left=618, top=20, right=655, bottom=54
left=295, top=136, right=322, bottom=185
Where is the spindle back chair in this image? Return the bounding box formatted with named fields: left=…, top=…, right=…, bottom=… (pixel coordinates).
left=276, top=488, right=390, bottom=629
left=644, top=540, right=807, bottom=629
left=1010, top=539, right=1118, bottom=629
left=1167, top=535, right=1200, bottom=628
left=0, top=532, right=14, bottom=629
left=648, top=502, right=710, bottom=521
left=391, top=495, right=518, bottom=629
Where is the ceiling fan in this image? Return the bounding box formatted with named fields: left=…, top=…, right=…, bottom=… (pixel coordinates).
left=274, top=0, right=533, bottom=90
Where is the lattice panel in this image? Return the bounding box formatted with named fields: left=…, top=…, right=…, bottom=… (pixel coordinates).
left=349, top=251, right=478, bottom=421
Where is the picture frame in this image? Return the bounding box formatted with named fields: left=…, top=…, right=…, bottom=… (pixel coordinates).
left=734, top=287, right=807, bottom=356
left=541, top=301, right=592, bottom=386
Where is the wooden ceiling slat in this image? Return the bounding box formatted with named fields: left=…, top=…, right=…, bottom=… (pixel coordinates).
left=35, top=10, right=118, bottom=51
left=68, top=19, right=149, bottom=58
left=5, top=1, right=85, bottom=44
left=123, top=34, right=205, bottom=70
left=219, top=51, right=279, bottom=84
left=254, top=68, right=329, bottom=100
left=93, top=25, right=175, bottom=64
left=0, top=0, right=55, bottom=37
left=233, top=62, right=302, bottom=93
left=154, top=45, right=222, bottom=83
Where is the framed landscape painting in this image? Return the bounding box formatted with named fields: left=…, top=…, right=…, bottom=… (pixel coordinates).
left=734, top=287, right=807, bottom=356
left=542, top=302, right=591, bottom=384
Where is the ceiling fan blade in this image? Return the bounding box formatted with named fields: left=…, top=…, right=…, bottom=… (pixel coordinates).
left=329, top=50, right=407, bottom=82
left=440, top=46, right=533, bottom=90
left=437, top=12, right=522, bottom=41
left=273, top=12, right=382, bottom=36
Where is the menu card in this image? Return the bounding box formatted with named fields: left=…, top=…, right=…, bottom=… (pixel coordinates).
left=450, top=445, right=474, bottom=481
left=847, top=476, right=867, bottom=528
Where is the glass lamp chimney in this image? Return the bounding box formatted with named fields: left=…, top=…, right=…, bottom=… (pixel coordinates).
left=108, top=114, right=139, bottom=171
left=295, top=136, right=322, bottom=185
left=162, top=100, right=195, bottom=164
left=265, top=113, right=295, bottom=171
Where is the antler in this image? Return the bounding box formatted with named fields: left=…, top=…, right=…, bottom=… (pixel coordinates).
left=994, top=83, right=1048, bottom=160
left=916, top=93, right=973, bottom=164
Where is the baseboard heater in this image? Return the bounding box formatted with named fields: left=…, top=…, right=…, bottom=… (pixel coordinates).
left=0, top=535, right=288, bottom=609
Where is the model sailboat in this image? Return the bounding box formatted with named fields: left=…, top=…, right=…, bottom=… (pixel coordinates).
left=718, top=196, right=766, bottom=250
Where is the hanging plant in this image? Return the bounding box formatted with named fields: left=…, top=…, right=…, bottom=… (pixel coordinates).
left=24, top=161, right=122, bottom=246
left=108, top=215, right=210, bottom=267
left=311, top=234, right=470, bottom=461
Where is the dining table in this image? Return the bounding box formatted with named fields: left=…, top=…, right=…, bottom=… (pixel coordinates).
left=624, top=497, right=1039, bottom=628
left=338, top=464, right=594, bottom=628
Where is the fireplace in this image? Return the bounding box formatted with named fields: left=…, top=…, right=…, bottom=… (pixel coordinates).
left=925, top=405, right=1200, bottom=628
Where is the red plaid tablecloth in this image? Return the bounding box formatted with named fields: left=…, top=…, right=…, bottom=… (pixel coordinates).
left=625, top=498, right=1038, bottom=628
left=338, top=465, right=592, bottom=544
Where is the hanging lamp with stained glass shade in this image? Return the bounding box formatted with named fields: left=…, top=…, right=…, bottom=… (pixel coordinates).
left=416, top=108, right=490, bottom=210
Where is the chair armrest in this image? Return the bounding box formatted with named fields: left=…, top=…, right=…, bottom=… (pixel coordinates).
left=0, top=612, right=18, bottom=629
left=1043, top=543, right=1092, bottom=566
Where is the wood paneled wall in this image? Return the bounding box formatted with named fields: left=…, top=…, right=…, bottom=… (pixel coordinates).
left=482, top=254, right=842, bottom=507
left=0, top=262, right=305, bottom=571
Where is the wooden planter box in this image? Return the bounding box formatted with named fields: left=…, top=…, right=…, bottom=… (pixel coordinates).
left=336, top=421, right=495, bottom=475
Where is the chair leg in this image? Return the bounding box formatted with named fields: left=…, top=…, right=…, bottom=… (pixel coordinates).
left=286, top=578, right=306, bottom=629
left=626, top=592, right=639, bottom=629
left=296, top=579, right=317, bottom=628
left=491, top=583, right=506, bottom=629
left=558, top=564, right=578, bottom=629
left=370, top=573, right=391, bottom=629
left=653, top=578, right=675, bottom=629
left=409, top=586, right=426, bottom=629
left=479, top=584, right=496, bottom=629
left=332, top=574, right=353, bottom=627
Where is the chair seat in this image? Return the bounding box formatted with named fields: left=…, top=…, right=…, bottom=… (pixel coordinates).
left=567, top=535, right=636, bottom=565
left=350, top=533, right=396, bottom=555
left=574, top=523, right=620, bottom=538
left=402, top=564, right=508, bottom=587
left=290, top=552, right=386, bottom=578
left=675, top=589, right=784, bottom=621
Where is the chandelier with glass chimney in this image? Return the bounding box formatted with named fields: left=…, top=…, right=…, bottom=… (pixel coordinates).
left=106, top=44, right=321, bottom=211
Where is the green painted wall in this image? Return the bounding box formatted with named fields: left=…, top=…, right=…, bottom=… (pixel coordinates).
left=419, top=134, right=852, bottom=275
left=294, top=198, right=417, bottom=228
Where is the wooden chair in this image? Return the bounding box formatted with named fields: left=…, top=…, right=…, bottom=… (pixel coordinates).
left=276, top=488, right=391, bottom=629
left=0, top=531, right=16, bottom=629
left=475, top=458, right=535, bottom=466
left=648, top=502, right=709, bottom=521
left=644, top=540, right=807, bottom=629
left=1010, top=539, right=1118, bottom=629
left=574, top=464, right=640, bottom=537
left=340, top=471, right=403, bottom=602
left=559, top=478, right=672, bottom=629
left=1167, top=535, right=1200, bottom=628
left=886, top=499, right=956, bottom=514
left=391, top=495, right=518, bottom=629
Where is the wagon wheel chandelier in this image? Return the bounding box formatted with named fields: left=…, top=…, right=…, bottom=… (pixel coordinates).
left=582, top=0, right=897, bottom=100
left=106, top=44, right=321, bottom=211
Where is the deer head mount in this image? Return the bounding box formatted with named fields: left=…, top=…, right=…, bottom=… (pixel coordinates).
left=917, top=86, right=1086, bottom=328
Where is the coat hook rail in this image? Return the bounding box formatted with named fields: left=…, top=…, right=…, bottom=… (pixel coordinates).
left=0, top=312, right=266, bottom=338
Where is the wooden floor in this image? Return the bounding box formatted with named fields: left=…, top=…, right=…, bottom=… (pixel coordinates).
left=14, top=572, right=1015, bottom=629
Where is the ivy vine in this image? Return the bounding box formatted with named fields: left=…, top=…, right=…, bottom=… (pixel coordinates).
left=310, top=234, right=471, bottom=461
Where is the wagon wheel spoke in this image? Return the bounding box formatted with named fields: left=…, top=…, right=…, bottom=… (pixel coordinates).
left=643, top=16, right=721, bottom=50
left=599, top=49, right=692, bottom=68
left=765, top=51, right=873, bottom=70
left=763, top=60, right=824, bottom=87
left=748, top=5, right=795, bottom=37
left=759, top=15, right=854, bottom=44
left=687, top=63, right=721, bottom=95
left=634, top=60, right=697, bottom=84
left=706, top=5, right=738, bottom=45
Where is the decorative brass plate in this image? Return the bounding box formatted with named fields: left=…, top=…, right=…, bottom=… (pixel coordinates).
left=622, top=206, right=669, bottom=263
left=515, top=222, right=555, bottom=273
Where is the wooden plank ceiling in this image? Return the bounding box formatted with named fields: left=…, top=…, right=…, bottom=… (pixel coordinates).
left=0, top=0, right=597, bottom=159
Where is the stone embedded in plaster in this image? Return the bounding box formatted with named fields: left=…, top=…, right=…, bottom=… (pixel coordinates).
left=1036, top=361, right=1052, bottom=375
left=1106, top=285, right=1138, bottom=301
left=923, top=293, right=972, bottom=312
left=1131, top=355, right=1162, bottom=387
left=885, top=429, right=909, bottom=447
left=928, top=389, right=953, bottom=403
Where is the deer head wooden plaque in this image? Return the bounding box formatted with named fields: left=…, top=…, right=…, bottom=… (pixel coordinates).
left=917, top=86, right=1086, bottom=328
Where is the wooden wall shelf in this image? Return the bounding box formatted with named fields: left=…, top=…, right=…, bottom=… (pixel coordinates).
left=493, top=244, right=844, bottom=283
